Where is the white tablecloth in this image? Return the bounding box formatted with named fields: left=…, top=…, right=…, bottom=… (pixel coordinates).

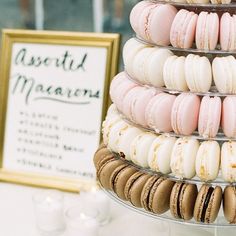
left=0, top=183, right=231, bottom=236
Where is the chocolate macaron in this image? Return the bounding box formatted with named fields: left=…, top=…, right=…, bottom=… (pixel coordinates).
left=194, top=185, right=222, bottom=223
left=141, top=176, right=175, bottom=214
left=170, top=182, right=198, bottom=220
left=111, top=165, right=137, bottom=200
left=97, top=159, right=126, bottom=190
left=125, top=172, right=152, bottom=208
left=223, top=186, right=236, bottom=223
left=94, top=147, right=114, bottom=170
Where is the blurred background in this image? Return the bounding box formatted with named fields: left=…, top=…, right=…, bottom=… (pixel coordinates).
left=0, top=0, right=137, bottom=69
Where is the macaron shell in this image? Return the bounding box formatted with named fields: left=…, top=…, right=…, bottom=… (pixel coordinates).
left=146, top=48, right=173, bottom=87
left=107, top=120, right=130, bottom=153
left=138, top=4, right=158, bottom=41
left=131, top=88, right=157, bottom=126
left=179, top=184, right=198, bottom=220
left=220, top=13, right=232, bottom=51
left=132, top=47, right=156, bottom=84
left=221, top=142, right=236, bottom=182
left=141, top=176, right=159, bottom=211
left=171, top=93, right=200, bottom=135
left=98, top=159, right=124, bottom=190
left=118, top=127, right=143, bottom=161
left=171, top=138, right=199, bottom=179
left=127, top=174, right=152, bottom=208
left=222, top=97, right=236, bottom=138
left=123, top=39, right=148, bottom=78
left=145, top=93, right=176, bottom=132
left=198, top=96, right=221, bottom=138
left=151, top=178, right=175, bottom=214
left=102, top=115, right=122, bottom=145
left=113, top=166, right=137, bottom=200
left=170, top=9, right=188, bottom=48
left=185, top=54, right=212, bottom=93
left=195, top=141, right=220, bottom=181
left=223, top=186, right=236, bottom=223
left=129, top=1, right=154, bottom=34
left=110, top=73, right=138, bottom=110
left=196, top=12, right=219, bottom=50
left=124, top=171, right=143, bottom=200
left=148, top=135, right=176, bottom=174
left=109, top=163, right=129, bottom=191
left=204, top=186, right=222, bottom=223
left=148, top=4, right=177, bottom=46
left=182, top=11, right=198, bottom=49
left=93, top=147, right=112, bottom=169
left=122, top=86, right=144, bottom=120
left=130, top=133, right=157, bottom=168
left=163, top=55, right=188, bottom=91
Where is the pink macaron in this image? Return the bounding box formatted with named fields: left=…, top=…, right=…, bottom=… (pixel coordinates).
left=171, top=93, right=201, bottom=135
left=130, top=1, right=177, bottom=46
left=220, top=13, right=236, bottom=51
left=170, top=9, right=198, bottom=49
left=130, top=1, right=154, bottom=34
left=145, top=93, right=176, bottom=132
left=198, top=96, right=222, bottom=138
left=222, top=96, right=236, bottom=138
left=196, top=12, right=219, bottom=50
left=122, top=86, right=156, bottom=126
left=110, top=72, right=138, bottom=111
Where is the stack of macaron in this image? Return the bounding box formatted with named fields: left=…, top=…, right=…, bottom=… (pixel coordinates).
left=94, top=144, right=236, bottom=224
left=124, top=38, right=236, bottom=94
left=110, top=74, right=236, bottom=139
left=103, top=105, right=236, bottom=183
left=130, top=1, right=236, bottom=51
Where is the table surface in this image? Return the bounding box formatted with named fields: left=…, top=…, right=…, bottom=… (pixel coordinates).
left=0, top=183, right=232, bottom=236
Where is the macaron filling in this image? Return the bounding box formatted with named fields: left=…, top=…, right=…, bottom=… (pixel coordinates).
left=201, top=187, right=214, bottom=222
left=177, top=183, right=185, bottom=219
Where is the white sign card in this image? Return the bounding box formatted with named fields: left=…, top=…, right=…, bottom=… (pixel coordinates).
left=0, top=30, right=120, bottom=191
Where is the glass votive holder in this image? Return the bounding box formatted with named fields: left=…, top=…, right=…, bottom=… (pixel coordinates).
left=32, top=190, right=65, bottom=236
left=65, top=205, right=99, bottom=236
left=80, top=187, right=111, bottom=226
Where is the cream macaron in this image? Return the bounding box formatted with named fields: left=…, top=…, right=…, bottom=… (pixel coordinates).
left=148, top=135, right=176, bottom=174
left=123, top=38, right=148, bottom=78
left=102, top=110, right=122, bottom=145
left=118, top=126, right=143, bottom=161
left=185, top=54, right=212, bottom=93
left=222, top=96, right=236, bottom=138
left=212, top=56, right=236, bottom=94
left=107, top=120, right=130, bottom=153
left=195, top=141, right=220, bottom=181
left=163, top=55, right=188, bottom=91
left=130, top=132, right=157, bottom=168
left=170, top=138, right=200, bottom=179
left=221, top=142, right=236, bottom=182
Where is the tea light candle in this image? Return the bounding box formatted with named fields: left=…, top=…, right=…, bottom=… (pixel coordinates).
left=33, top=190, right=65, bottom=235
left=65, top=206, right=99, bottom=236
left=80, top=187, right=110, bottom=225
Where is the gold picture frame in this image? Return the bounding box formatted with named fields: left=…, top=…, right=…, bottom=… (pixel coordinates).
left=0, top=29, right=120, bottom=192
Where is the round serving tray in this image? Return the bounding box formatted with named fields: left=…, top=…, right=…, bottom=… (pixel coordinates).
left=102, top=187, right=235, bottom=228
left=149, top=0, right=236, bottom=13
left=125, top=71, right=236, bottom=97
left=135, top=37, right=236, bottom=56
left=111, top=151, right=235, bottom=186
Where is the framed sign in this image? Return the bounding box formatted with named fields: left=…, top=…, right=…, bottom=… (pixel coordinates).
left=0, top=29, right=120, bottom=192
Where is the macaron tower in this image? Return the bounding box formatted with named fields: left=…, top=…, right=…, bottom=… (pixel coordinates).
left=93, top=0, right=236, bottom=230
